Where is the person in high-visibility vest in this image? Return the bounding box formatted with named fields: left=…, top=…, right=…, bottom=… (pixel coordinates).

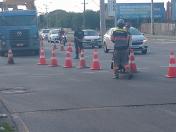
left=111, top=19, right=130, bottom=79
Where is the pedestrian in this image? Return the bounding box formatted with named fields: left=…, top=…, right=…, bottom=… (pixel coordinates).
left=74, top=26, right=84, bottom=59
left=111, top=19, right=130, bottom=79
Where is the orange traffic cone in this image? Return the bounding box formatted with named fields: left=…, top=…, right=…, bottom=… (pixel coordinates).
left=90, top=49, right=101, bottom=70
left=166, top=50, right=176, bottom=78
left=64, top=51, right=73, bottom=68
left=48, top=48, right=59, bottom=67
left=7, top=49, right=14, bottom=64
left=129, top=49, right=137, bottom=72
left=67, top=42, right=73, bottom=52
left=38, top=47, right=47, bottom=65
left=78, top=49, right=87, bottom=69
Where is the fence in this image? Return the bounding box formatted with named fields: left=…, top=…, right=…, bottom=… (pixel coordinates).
left=141, top=23, right=176, bottom=36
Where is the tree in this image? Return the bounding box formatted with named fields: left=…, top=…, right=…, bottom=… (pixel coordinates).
left=38, top=9, right=100, bottom=30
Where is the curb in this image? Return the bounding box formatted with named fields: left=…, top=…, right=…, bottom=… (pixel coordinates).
left=0, top=97, right=29, bottom=132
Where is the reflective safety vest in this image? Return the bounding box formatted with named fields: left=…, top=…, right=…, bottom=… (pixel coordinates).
left=111, top=28, right=129, bottom=50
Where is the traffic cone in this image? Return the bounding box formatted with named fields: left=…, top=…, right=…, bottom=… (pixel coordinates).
left=67, top=42, right=73, bottom=52
left=38, top=47, right=47, bottom=65
left=166, top=50, right=176, bottom=78
left=129, top=49, right=137, bottom=72
left=90, top=49, right=101, bottom=70
left=64, top=50, right=73, bottom=68
left=48, top=48, right=59, bottom=67
left=7, top=49, right=14, bottom=64
left=78, top=49, right=87, bottom=69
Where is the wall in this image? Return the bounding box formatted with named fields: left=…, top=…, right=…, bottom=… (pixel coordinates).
left=141, top=23, right=176, bottom=36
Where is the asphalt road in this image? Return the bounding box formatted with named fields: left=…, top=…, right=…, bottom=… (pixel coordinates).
left=0, top=36, right=176, bottom=132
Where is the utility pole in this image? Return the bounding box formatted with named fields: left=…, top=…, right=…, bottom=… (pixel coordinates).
left=82, top=0, right=88, bottom=29
left=83, top=0, right=86, bottom=29
left=100, top=0, right=106, bottom=43
left=83, top=0, right=88, bottom=29
left=113, top=0, right=117, bottom=27
left=151, top=0, right=154, bottom=35
left=45, top=0, right=48, bottom=28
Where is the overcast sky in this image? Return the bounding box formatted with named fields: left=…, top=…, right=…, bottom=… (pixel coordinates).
left=0, top=0, right=170, bottom=12
left=34, top=0, right=171, bottom=13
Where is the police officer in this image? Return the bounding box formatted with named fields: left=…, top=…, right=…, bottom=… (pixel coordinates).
left=111, top=19, right=130, bottom=79
left=74, top=26, right=84, bottom=59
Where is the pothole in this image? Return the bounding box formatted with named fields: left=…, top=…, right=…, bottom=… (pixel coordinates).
left=0, top=87, right=30, bottom=94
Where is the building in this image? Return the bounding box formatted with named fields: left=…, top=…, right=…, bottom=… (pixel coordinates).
left=106, top=2, right=165, bottom=28
left=1, top=0, right=35, bottom=10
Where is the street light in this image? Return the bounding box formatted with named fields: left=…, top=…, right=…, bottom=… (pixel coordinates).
left=151, top=0, right=154, bottom=35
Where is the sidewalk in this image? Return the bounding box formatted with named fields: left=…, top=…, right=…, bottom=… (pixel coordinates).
left=0, top=99, right=17, bottom=132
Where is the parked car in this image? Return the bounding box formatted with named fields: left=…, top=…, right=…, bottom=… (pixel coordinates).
left=40, top=29, right=50, bottom=40
left=48, top=29, right=60, bottom=43
left=82, top=29, right=102, bottom=48
left=103, top=27, right=148, bottom=54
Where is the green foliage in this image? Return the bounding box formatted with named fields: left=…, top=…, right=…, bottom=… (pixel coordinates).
left=0, top=122, right=14, bottom=132
left=38, top=10, right=100, bottom=30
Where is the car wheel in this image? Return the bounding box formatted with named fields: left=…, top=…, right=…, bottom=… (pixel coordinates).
left=142, top=49, right=147, bottom=54
left=104, top=43, right=109, bottom=53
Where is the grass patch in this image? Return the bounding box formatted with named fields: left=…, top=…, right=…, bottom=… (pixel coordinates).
left=0, top=122, right=15, bottom=132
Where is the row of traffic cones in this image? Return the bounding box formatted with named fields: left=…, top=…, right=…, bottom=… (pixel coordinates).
left=38, top=47, right=102, bottom=70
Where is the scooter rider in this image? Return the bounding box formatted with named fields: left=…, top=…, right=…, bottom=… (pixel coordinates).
left=59, top=28, right=66, bottom=45
left=111, top=19, right=130, bottom=79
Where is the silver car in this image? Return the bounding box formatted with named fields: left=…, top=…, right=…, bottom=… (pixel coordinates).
left=103, top=27, right=148, bottom=54
left=82, top=29, right=102, bottom=48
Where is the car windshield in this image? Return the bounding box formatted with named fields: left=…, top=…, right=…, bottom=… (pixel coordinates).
left=0, top=15, right=37, bottom=26
left=129, top=28, right=142, bottom=35
left=51, top=30, right=59, bottom=34
left=84, top=30, right=98, bottom=36
left=42, top=29, right=50, bottom=33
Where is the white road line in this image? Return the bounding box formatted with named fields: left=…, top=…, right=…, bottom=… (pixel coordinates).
left=160, top=66, right=168, bottom=68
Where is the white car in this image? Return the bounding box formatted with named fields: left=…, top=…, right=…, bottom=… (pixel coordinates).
left=103, top=27, right=148, bottom=54
left=48, top=29, right=60, bottom=43
left=82, top=29, right=102, bottom=48
left=40, top=29, right=50, bottom=40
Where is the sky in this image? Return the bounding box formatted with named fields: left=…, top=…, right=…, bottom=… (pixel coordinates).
left=0, top=0, right=171, bottom=13
left=34, top=0, right=170, bottom=13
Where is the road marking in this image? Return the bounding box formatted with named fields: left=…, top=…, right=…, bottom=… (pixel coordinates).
left=160, top=66, right=168, bottom=68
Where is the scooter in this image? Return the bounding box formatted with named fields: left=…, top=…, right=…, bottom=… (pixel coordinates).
left=59, top=35, right=67, bottom=46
